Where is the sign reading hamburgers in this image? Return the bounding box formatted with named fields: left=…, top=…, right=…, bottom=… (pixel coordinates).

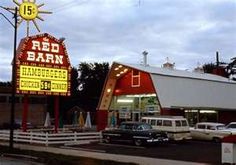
left=16, top=33, right=71, bottom=96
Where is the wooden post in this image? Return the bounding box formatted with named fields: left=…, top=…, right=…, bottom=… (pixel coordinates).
left=22, top=95, right=28, bottom=132
left=54, top=96, right=59, bottom=133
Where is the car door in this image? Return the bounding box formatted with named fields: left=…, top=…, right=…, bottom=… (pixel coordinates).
left=110, top=124, right=128, bottom=141
left=204, top=125, right=215, bottom=140
left=119, top=123, right=134, bottom=142
left=192, top=124, right=208, bottom=140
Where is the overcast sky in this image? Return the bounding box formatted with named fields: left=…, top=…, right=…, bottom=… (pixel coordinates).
left=0, top=0, right=235, bottom=81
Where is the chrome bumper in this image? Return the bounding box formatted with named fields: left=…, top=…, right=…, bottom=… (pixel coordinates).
left=147, top=137, right=169, bottom=143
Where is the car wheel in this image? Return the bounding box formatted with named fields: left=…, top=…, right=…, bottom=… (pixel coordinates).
left=213, top=137, right=221, bottom=143
left=104, top=136, right=111, bottom=143
left=134, top=139, right=142, bottom=146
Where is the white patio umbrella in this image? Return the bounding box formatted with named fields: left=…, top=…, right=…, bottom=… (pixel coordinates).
left=85, top=112, right=92, bottom=128
left=44, top=112, right=51, bottom=128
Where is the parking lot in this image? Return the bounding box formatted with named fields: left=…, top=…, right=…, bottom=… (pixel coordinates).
left=65, top=140, right=221, bottom=165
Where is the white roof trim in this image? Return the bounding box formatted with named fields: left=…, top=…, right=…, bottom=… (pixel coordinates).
left=115, top=62, right=236, bottom=84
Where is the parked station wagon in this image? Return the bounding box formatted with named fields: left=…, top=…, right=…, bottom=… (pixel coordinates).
left=102, top=121, right=169, bottom=146
left=190, top=122, right=234, bottom=142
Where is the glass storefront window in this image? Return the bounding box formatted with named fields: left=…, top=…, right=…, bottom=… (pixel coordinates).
left=109, top=94, right=160, bottom=113
left=108, top=94, right=161, bottom=125
left=185, top=109, right=218, bottom=126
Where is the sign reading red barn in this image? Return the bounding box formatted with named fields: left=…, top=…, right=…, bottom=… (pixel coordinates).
left=16, top=33, right=71, bottom=96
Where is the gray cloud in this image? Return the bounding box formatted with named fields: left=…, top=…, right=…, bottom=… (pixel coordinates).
left=0, top=0, right=235, bottom=81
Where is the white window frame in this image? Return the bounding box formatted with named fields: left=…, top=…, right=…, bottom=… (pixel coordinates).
left=131, top=70, right=140, bottom=87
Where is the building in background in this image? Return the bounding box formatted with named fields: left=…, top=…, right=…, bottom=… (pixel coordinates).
left=0, top=86, right=47, bottom=128
left=97, top=62, right=236, bottom=130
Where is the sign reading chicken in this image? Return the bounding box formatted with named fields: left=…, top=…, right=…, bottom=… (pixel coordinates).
left=16, top=33, right=71, bottom=96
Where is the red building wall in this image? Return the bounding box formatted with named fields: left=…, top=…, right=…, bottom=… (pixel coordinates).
left=97, top=70, right=156, bottom=131
left=114, top=71, right=155, bottom=96
left=96, top=110, right=108, bottom=131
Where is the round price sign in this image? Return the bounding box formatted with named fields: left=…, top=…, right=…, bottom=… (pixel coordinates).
left=19, top=2, right=38, bottom=20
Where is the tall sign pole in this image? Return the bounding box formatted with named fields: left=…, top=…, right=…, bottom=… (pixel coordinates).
left=9, top=7, right=18, bottom=149
left=4, top=0, right=52, bottom=148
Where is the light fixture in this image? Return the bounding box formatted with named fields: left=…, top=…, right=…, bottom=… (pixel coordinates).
left=107, top=88, right=111, bottom=93
left=184, top=110, right=198, bottom=113
left=114, top=67, right=119, bottom=71
left=200, top=110, right=216, bottom=113
left=116, top=74, right=120, bottom=77
left=126, top=94, right=156, bottom=97
left=117, top=99, right=133, bottom=103
left=118, top=65, right=123, bottom=68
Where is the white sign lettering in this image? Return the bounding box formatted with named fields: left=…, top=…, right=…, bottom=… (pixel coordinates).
left=27, top=40, right=63, bottom=64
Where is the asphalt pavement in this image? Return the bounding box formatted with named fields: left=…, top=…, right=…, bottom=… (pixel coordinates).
left=83, top=140, right=221, bottom=164
left=0, top=142, right=209, bottom=165
left=0, top=157, right=43, bottom=165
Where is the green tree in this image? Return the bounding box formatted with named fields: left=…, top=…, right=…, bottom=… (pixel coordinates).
left=226, top=58, right=236, bottom=80
left=0, top=81, right=11, bottom=87
left=75, top=62, right=109, bottom=111
left=77, top=62, right=109, bottom=100
left=57, top=62, right=109, bottom=124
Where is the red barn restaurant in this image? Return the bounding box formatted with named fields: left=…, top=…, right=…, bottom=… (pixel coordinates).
left=97, top=62, right=236, bottom=130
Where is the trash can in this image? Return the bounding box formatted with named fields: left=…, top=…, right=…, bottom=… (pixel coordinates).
left=222, top=135, right=236, bottom=164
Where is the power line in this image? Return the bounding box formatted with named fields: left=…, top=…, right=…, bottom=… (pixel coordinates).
left=49, top=0, right=78, bottom=12
left=49, top=0, right=89, bottom=13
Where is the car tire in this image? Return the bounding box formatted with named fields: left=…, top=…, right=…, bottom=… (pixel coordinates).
left=104, top=136, right=111, bottom=143
left=134, top=139, right=143, bottom=146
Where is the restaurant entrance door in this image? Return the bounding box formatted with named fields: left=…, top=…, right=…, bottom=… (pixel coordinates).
left=132, top=111, right=140, bottom=122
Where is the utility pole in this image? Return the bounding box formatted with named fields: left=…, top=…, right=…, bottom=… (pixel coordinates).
left=0, top=6, right=18, bottom=149
left=9, top=7, right=17, bottom=149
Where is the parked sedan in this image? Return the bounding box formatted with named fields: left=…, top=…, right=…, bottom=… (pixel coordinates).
left=101, top=121, right=169, bottom=146
left=190, top=122, right=233, bottom=142
left=226, top=122, right=236, bottom=130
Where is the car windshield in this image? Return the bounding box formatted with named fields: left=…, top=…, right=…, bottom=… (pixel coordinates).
left=226, top=123, right=236, bottom=129
left=141, top=123, right=152, bottom=130
left=216, top=125, right=226, bottom=130
left=119, top=123, right=152, bottom=130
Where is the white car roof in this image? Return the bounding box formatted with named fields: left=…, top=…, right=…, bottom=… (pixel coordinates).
left=196, top=122, right=225, bottom=126
left=142, top=116, right=186, bottom=120
left=228, top=122, right=236, bottom=124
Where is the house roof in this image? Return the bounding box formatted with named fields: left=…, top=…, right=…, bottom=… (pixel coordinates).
left=112, top=62, right=236, bottom=110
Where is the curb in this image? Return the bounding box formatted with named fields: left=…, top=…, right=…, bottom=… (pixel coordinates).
left=1, top=153, right=39, bottom=161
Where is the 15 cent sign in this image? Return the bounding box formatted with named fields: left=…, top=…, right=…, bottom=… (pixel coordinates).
left=16, top=33, right=71, bottom=96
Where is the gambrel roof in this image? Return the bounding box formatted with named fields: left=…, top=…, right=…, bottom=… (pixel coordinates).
left=114, top=62, right=236, bottom=110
